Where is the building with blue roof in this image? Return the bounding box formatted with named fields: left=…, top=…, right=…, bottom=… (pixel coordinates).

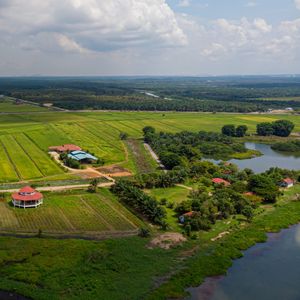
left=68, top=151, right=98, bottom=163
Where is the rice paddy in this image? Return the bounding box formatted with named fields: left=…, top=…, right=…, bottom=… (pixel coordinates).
left=0, top=189, right=143, bottom=234
left=0, top=100, right=300, bottom=184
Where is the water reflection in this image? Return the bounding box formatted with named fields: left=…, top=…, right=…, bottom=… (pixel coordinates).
left=187, top=224, right=300, bottom=300
left=208, top=143, right=300, bottom=173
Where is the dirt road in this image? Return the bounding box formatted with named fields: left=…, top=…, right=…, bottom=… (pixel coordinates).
left=0, top=181, right=114, bottom=193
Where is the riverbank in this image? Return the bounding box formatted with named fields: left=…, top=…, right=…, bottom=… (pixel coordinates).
left=146, top=186, right=300, bottom=299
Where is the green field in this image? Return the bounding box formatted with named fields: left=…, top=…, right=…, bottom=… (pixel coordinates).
left=1, top=100, right=300, bottom=183
left=0, top=97, right=47, bottom=112
left=146, top=186, right=190, bottom=230
left=0, top=189, right=143, bottom=235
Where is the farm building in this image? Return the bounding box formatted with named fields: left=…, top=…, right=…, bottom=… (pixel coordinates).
left=212, top=178, right=231, bottom=186
left=179, top=211, right=195, bottom=224
left=68, top=150, right=97, bottom=163
left=49, top=144, right=81, bottom=153
left=12, top=186, right=43, bottom=209
left=280, top=178, right=294, bottom=188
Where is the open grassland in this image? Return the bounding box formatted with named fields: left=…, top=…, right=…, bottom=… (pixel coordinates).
left=0, top=110, right=300, bottom=183
left=0, top=98, right=47, bottom=112
left=0, top=235, right=181, bottom=300
left=0, top=189, right=143, bottom=235
left=146, top=186, right=190, bottom=230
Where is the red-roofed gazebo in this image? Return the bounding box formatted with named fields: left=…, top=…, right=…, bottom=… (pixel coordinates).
left=12, top=186, right=43, bottom=208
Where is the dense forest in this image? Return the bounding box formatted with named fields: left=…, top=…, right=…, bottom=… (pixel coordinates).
left=1, top=76, right=300, bottom=112
left=143, top=126, right=255, bottom=166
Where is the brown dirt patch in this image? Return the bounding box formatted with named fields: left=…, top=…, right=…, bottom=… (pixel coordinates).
left=97, top=165, right=132, bottom=177
left=148, top=232, right=187, bottom=250
left=77, top=172, right=102, bottom=179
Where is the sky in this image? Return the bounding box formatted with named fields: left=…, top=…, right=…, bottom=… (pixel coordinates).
left=0, top=0, right=300, bottom=76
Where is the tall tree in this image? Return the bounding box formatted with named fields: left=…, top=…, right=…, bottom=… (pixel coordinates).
left=222, top=125, right=236, bottom=137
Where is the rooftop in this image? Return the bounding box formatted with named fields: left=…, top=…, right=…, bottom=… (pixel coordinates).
left=68, top=150, right=97, bottom=161
left=49, top=144, right=81, bottom=152
left=212, top=178, right=231, bottom=186
left=12, top=186, right=43, bottom=202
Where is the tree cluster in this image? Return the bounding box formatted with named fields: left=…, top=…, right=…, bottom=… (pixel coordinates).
left=111, top=180, right=166, bottom=225
left=59, top=153, right=81, bottom=169
left=257, top=120, right=295, bottom=137
left=271, top=140, right=300, bottom=153
left=222, top=125, right=248, bottom=137
left=144, top=127, right=249, bottom=169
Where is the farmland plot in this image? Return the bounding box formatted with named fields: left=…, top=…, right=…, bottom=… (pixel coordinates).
left=0, top=143, right=19, bottom=182
left=25, top=125, right=72, bottom=150
left=14, top=133, right=64, bottom=176
left=54, top=123, right=123, bottom=164
left=0, top=135, right=42, bottom=180
left=0, top=190, right=143, bottom=234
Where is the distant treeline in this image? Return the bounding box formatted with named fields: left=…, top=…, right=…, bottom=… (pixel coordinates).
left=1, top=77, right=300, bottom=112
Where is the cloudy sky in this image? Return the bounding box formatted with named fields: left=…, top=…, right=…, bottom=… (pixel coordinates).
left=0, top=0, right=300, bottom=76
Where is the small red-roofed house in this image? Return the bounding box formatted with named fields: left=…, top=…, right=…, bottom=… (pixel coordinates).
left=179, top=211, right=195, bottom=224
left=12, top=186, right=43, bottom=208
left=212, top=178, right=231, bottom=186
left=280, top=178, right=294, bottom=188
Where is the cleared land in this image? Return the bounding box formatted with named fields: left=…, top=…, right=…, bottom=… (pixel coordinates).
left=0, top=101, right=300, bottom=183
left=0, top=189, right=143, bottom=235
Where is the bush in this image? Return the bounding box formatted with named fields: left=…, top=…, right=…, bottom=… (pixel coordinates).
left=138, top=228, right=151, bottom=238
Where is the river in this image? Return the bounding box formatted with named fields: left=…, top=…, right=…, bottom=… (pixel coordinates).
left=187, top=224, right=300, bottom=300
left=210, top=142, right=300, bottom=173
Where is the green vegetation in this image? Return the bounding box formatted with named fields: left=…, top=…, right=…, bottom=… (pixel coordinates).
left=222, top=124, right=248, bottom=137
left=0, top=235, right=181, bottom=300
left=2, top=76, right=300, bottom=112
left=257, top=119, right=295, bottom=137
left=144, top=128, right=259, bottom=166
left=0, top=97, right=47, bottom=112
left=0, top=189, right=143, bottom=234
left=271, top=140, right=300, bottom=153
left=111, top=180, right=166, bottom=225
left=147, top=186, right=300, bottom=299
left=2, top=110, right=299, bottom=184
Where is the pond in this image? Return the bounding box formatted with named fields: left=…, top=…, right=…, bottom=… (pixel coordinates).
left=187, top=223, right=300, bottom=300
left=210, top=142, right=300, bottom=173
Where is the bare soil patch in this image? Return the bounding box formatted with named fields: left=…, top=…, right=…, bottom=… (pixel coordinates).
left=97, top=165, right=132, bottom=177
left=148, top=232, right=187, bottom=250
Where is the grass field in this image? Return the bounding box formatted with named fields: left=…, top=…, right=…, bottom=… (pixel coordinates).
left=0, top=97, right=48, bottom=112
left=0, top=101, right=300, bottom=183
left=0, top=189, right=143, bottom=235
left=146, top=186, right=190, bottom=230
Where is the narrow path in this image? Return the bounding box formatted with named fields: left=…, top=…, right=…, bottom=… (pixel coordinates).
left=0, top=182, right=114, bottom=193
left=176, top=184, right=193, bottom=191
left=48, top=151, right=115, bottom=182
left=144, top=143, right=166, bottom=172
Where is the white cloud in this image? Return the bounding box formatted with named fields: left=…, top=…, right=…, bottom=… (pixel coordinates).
left=178, top=0, right=190, bottom=7
left=295, top=0, right=300, bottom=10
left=0, top=0, right=187, bottom=53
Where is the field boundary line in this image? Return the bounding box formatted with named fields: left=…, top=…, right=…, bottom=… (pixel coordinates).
left=118, top=121, right=143, bottom=135
left=12, top=134, right=45, bottom=177
left=103, top=121, right=141, bottom=136
left=0, top=138, right=21, bottom=180
left=55, top=123, right=106, bottom=157
left=99, top=195, right=139, bottom=229
left=76, top=122, right=124, bottom=152
left=155, top=119, right=184, bottom=132
left=55, top=206, right=76, bottom=231
left=79, top=196, right=114, bottom=230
